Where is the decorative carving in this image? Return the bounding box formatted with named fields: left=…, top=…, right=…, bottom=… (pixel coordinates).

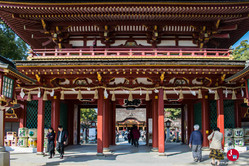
left=35, top=74, right=41, bottom=83
left=97, top=72, right=102, bottom=82
left=50, top=78, right=70, bottom=86
left=133, top=78, right=153, bottom=85
left=109, top=77, right=129, bottom=85
left=192, top=77, right=212, bottom=86
left=73, top=78, right=93, bottom=86
left=160, top=72, right=165, bottom=83
left=169, top=77, right=189, bottom=86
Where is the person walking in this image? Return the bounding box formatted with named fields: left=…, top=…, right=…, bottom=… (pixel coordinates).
left=208, top=127, right=224, bottom=166
left=46, top=127, right=55, bottom=159
left=56, top=125, right=68, bottom=159
left=189, top=124, right=203, bottom=162
left=127, top=130, right=132, bottom=144
left=132, top=125, right=140, bottom=148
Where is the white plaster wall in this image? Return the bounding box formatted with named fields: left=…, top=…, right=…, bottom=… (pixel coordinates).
left=110, top=40, right=126, bottom=46
left=136, top=40, right=151, bottom=46
left=178, top=40, right=197, bottom=47
left=87, top=40, right=94, bottom=46
left=96, top=40, right=105, bottom=46
left=157, top=40, right=176, bottom=46
left=69, top=40, right=84, bottom=47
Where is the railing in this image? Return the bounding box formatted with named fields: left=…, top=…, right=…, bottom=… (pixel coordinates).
left=28, top=48, right=231, bottom=59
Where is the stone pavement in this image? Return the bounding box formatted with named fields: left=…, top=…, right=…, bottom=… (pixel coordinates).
left=10, top=142, right=249, bottom=166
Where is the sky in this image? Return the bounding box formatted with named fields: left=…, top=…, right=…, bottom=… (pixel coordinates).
left=232, top=31, right=249, bottom=49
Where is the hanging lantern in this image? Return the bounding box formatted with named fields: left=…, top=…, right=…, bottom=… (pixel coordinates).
left=163, top=90, right=167, bottom=101
left=128, top=91, right=133, bottom=101
left=27, top=91, right=31, bottom=101
left=77, top=90, right=82, bottom=100
left=145, top=91, right=150, bottom=101
left=43, top=91, right=48, bottom=101
left=198, top=89, right=202, bottom=99
left=232, top=90, right=237, bottom=100
left=60, top=90, right=64, bottom=100
left=111, top=91, right=116, bottom=101
left=179, top=89, right=184, bottom=100
left=94, top=89, right=99, bottom=99
left=214, top=90, right=219, bottom=100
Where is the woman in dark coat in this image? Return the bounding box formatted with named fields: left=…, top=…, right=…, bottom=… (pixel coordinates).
left=46, top=127, right=55, bottom=159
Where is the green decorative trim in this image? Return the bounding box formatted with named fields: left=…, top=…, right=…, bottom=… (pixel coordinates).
left=26, top=100, right=38, bottom=128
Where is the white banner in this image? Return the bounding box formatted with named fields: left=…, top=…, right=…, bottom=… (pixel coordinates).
left=89, top=128, right=96, bottom=141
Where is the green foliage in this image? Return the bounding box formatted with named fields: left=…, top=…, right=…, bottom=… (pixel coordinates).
left=0, top=20, right=28, bottom=60
left=164, top=108, right=181, bottom=120
left=232, top=40, right=249, bottom=60
left=80, top=108, right=97, bottom=127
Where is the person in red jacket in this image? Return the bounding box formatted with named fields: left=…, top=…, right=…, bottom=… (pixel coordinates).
left=132, top=125, right=140, bottom=148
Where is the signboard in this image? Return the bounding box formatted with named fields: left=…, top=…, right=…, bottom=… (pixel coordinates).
left=89, top=128, right=96, bottom=142
left=124, top=99, right=141, bottom=107
left=148, top=118, right=152, bottom=134
left=148, top=118, right=153, bottom=144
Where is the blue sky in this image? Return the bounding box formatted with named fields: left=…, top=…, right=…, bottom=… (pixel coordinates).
left=232, top=31, right=249, bottom=48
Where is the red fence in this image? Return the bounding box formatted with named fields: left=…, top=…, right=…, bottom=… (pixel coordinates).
left=28, top=48, right=230, bottom=59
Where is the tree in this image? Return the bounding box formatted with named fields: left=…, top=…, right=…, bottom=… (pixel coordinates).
left=232, top=40, right=249, bottom=60
left=164, top=108, right=181, bottom=120
left=80, top=108, right=97, bottom=128
left=0, top=20, right=28, bottom=60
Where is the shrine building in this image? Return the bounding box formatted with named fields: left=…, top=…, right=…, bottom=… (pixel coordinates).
left=0, top=0, right=249, bottom=155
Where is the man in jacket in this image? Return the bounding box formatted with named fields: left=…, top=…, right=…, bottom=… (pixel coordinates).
left=132, top=125, right=140, bottom=148
left=56, top=125, right=68, bottom=159
left=189, top=124, right=203, bottom=162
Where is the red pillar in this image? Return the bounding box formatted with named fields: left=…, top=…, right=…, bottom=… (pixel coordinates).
left=109, top=101, right=113, bottom=146
left=97, top=88, right=104, bottom=154
left=19, top=102, right=27, bottom=128
left=103, top=98, right=110, bottom=151
left=158, top=89, right=165, bottom=154
left=152, top=95, right=158, bottom=150
left=51, top=95, right=60, bottom=132
left=37, top=98, right=45, bottom=154
left=111, top=101, right=116, bottom=145
left=217, top=89, right=224, bottom=148
left=201, top=91, right=209, bottom=147
left=235, top=100, right=242, bottom=128
left=187, top=103, right=194, bottom=144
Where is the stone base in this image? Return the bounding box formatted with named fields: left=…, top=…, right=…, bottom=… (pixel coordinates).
left=103, top=148, right=110, bottom=152
left=151, top=147, right=158, bottom=152
left=158, top=152, right=166, bottom=156
left=5, top=146, right=37, bottom=153
left=0, top=151, right=10, bottom=166
left=36, top=152, right=44, bottom=155
left=96, top=153, right=104, bottom=156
